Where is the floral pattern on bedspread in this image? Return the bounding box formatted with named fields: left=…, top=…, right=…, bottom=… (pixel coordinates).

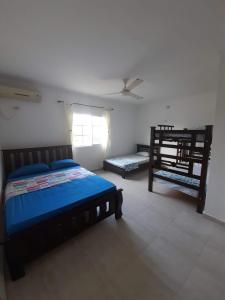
left=5, top=167, right=94, bottom=201
left=105, top=155, right=149, bottom=172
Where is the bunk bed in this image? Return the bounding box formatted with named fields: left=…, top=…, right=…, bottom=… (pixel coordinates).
left=148, top=125, right=213, bottom=213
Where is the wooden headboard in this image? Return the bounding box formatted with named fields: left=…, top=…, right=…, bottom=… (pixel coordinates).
left=137, top=144, right=150, bottom=152
left=3, top=145, right=73, bottom=177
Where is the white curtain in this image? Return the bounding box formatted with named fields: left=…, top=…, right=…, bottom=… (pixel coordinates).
left=64, top=103, right=73, bottom=144
left=63, top=103, right=111, bottom=169
left=104, top=110, right=111, bottom=158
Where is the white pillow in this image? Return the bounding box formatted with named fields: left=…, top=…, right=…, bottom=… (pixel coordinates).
left=136, top=151, right=149, bottom=157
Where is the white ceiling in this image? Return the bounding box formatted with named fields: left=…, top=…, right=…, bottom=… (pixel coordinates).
left=0, top=0, right=223, bottom=103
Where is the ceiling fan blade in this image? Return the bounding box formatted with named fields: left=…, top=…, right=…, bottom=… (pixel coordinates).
left=104, top=92, right=121, bottom=96
left=127, top=92, right=144, bottom=100
left=122, top=78, right=129, bottom=89
left=126, top=78, right=143, bottom=91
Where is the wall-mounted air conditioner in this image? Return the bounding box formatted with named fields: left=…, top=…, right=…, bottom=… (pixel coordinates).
left=0, top=85, right=41, bottom=102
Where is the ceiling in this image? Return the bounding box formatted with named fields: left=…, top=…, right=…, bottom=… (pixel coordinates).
left=0, top=0, right=223, bottom=103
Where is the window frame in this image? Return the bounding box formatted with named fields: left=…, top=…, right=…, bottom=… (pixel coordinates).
left=72, top=113, right=107, bottom=148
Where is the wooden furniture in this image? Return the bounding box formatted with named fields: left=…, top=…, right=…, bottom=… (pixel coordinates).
left=103, top=144, right=150, bottom=178
left=3, top=145, right=123, bottom=280
left=148, top=125, right=213, bottom=213
left=157, top=125, right=174, bottom=131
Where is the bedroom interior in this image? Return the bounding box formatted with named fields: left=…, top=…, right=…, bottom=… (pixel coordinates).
left=0, top=0, right=225, bottom=299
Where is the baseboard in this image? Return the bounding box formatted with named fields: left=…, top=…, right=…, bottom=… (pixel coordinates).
left=203, top=212, right=225, bottom=226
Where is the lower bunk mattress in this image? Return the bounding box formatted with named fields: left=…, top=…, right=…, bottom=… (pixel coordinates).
left=5, top=166, right=116, bottom=236
left=154, top=170, right=200, bottom=197
left=105, top=154, right=149, bottom=171
left=155, top=170, right=200, bottom=187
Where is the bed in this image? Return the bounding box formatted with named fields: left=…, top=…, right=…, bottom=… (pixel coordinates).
left=103, top=144, right=150, bottom=178
left=3, top=145, right=123, bottom=280
left=148, top=125, right=213, bottom=213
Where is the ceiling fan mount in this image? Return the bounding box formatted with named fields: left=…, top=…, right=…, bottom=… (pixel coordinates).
left=105, top=78, right=144, bottom=100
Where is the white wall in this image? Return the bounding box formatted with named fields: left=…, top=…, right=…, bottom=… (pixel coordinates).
left=136, top=92, right=217, bottom=145
left=205, top=53, right=225, bottom=222
left=0, top=84, right=137, bottom=170
left=0, top=85, right=68, bottom=148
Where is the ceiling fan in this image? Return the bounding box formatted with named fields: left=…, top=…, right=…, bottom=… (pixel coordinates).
left=105, top=78, right=144, bottom=100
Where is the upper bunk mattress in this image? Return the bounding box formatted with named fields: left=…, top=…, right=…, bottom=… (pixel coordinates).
left=5, top=166, right=116, bottom=236
left=105, top=154, right=149, bottom=171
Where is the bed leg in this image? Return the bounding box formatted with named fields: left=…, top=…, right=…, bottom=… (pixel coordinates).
left=8, top=259, right=25, bottom=281
left=6, top=243, right=25, bottom=280
left=148, top=180, right=153, bottom=192
left=148, top=171, right=153, bottom=192
left=115, top=190, right=123, bottom=219
left=197, top=195, right=205, bottom=214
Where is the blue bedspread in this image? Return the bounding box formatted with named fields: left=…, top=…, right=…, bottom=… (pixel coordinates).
left=5, top=166, right=116, bottom=236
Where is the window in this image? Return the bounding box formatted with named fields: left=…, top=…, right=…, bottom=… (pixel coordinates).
left=72, top=113, right=108, bottom=147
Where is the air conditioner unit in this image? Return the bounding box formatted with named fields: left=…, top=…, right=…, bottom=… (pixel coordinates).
left=0, top=85, right=41, bottom=102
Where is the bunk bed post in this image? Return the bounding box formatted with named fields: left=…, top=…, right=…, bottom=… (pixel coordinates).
left=188, top=133, right=196, bottom=176
left=197, top=125, right=213, bottom=213
left=157, top=131, right=163, bottom=167
left=148, top=126, right=155, bottom=192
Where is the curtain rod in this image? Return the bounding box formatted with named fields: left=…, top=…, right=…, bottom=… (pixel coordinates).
left=57, top=100, right=114, bottom=111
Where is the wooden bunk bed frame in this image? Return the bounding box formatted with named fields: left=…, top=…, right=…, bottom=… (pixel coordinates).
left=148, top=125, right=213, bottom=213
left=3, top=145, right=123, bottom=280
left=103, top=144, right=150, bottom=178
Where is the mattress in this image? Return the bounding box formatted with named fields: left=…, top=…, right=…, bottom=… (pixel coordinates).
left=105, top=154, right=149, bottom=171
left=5, top=166, right=116, bottom=236
left=154, top=170, right=200, bottom=187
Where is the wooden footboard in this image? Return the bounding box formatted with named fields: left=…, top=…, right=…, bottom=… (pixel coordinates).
left=5, top=188, right=123, bottom=280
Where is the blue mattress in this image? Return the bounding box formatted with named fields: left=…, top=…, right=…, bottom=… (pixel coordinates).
left=5, top=166, right=116, bottom=236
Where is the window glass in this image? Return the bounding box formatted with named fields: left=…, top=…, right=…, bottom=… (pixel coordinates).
left=72, top=113, right=108, bottom=147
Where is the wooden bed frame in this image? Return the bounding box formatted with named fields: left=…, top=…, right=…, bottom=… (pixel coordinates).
left=148, top=125, right=213, bottom=213
left=3, top=145, right=123, bottom=280
left=103, top=144, right=150, bottom=178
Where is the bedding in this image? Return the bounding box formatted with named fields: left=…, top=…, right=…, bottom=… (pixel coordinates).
left=8, top=163, right=49, bottom=179
left=5, top=166, right=116, bottom=235
left=136, top=151, right=149, bottom=157
left=155, top=170, right=200, bottom=187
left=105, top=154, right=149, bottom=171
left=49, top=159, right=79, bottom=170
left=5, top=167, right=93, bottom=201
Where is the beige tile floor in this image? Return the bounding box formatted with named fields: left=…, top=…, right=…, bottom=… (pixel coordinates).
left=6, top=170, right=225, bottom=300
